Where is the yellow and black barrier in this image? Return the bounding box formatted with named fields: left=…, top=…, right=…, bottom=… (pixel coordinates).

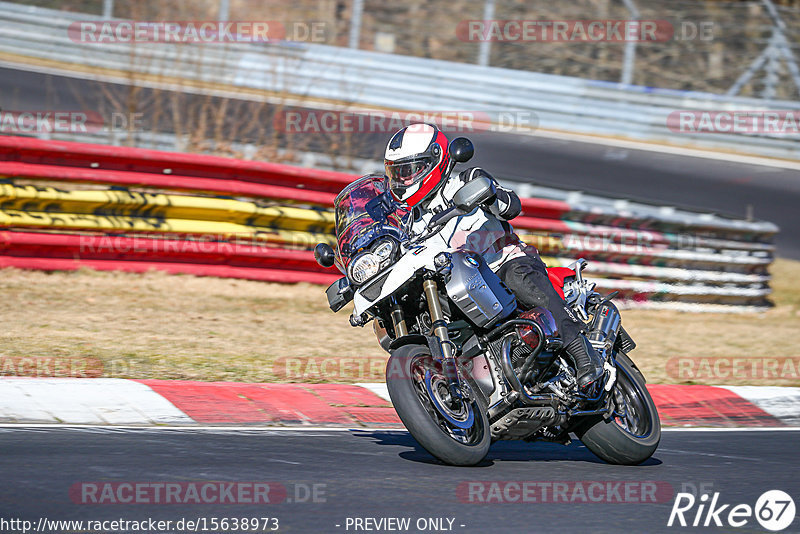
left=0, top=183, right=335, bottom=234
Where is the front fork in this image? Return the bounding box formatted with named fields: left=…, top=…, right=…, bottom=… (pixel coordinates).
left=421, top=278, right=465, bottom=401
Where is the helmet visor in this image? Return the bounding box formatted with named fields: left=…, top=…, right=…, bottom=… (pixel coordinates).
left=385, top=156, right=434, bottom=200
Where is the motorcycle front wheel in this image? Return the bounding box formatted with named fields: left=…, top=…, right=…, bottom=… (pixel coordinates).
left=574, top=354, right=661, bottom=465
left=386, top=344, right=490, bottom=466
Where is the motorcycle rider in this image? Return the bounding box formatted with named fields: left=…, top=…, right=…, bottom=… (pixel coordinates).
left=384, top=123, right=605, bottom=391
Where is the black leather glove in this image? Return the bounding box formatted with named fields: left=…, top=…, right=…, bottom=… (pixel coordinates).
left=490, top=187, right=522, bottom=220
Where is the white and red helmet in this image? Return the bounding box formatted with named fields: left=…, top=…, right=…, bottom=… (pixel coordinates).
left=384, top=123, right=450, bottom=207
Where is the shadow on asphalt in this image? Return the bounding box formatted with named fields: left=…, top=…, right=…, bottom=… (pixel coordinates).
left=351, top=430, right=663, bottom=467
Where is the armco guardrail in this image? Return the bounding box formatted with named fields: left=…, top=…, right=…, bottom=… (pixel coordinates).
left=0, top=136, right=777, bottom=312
left=0, top=2, right=799, bottom=160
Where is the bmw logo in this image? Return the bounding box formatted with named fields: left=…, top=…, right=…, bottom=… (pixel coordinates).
left=465, top=256, right=479, bottom=267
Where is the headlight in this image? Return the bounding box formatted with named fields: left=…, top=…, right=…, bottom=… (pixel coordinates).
left=349, top=253, right=381, bottom=284
left=348, top=239, right=397, bottom=285
left=372, top=240, right=394, bottom=262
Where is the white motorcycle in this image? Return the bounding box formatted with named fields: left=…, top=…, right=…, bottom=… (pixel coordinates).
left=315, top=140, right=660, bottom=466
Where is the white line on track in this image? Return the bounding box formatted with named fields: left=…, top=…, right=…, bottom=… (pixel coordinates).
left=656, top=449, right=768, bottom=461
left=0, top=424, right=373, bottom=431
left=0, top=424, right=797, bottom=432
left=660, top=427, right=800, bottom=432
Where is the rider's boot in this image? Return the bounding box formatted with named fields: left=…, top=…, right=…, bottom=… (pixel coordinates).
left=564, top=335, right=605, bottom=391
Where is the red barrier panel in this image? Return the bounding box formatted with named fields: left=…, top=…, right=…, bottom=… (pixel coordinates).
left=512, top=216, right=670, bottom=246
left=0, top=162, right=336, bottom=205
left=512, top=216, right=572, bottom=234
left=0, top=136, right=578, bottom=217
left=0, top=137, right=769, bottom=308
left=519, top=197, right=571, bottom=219
left=0, top=256, right=340, bottom=284
left=0, top=231, right=338, bottom=273
left=0, top=136, right=354, bottom=194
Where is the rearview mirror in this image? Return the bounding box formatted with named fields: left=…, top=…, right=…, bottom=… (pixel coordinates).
left=314, top=243, right=336, bottom=268
left=449, top=137, right=474, bottom=164
left=452, top=176, right=496, bottom=212
left=365, top=191, right=396, bottom=223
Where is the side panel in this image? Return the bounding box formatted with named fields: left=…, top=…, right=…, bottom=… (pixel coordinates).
left=445, top=252, right=516, bottom=328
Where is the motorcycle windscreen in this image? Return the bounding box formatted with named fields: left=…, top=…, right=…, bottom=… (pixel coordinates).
left=334, top=175, right=386, bottom=239
left=334, top=175, right=408, bottom=272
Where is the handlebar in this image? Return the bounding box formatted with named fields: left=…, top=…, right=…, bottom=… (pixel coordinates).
left=429, top=206, right=466, bottom=228
left=406, top=206, right=466, bottom=247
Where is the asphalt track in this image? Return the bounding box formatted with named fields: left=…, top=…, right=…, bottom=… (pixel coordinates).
left=468, top=131, right=800, bottom=260
left=3, top=64, right=800, bottom=534
left=2, top=66, right=799, bottom=259
left=0, top=427, right=798, bottom=533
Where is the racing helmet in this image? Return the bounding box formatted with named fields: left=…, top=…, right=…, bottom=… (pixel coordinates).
left=384, top=123, right=450, bottom=207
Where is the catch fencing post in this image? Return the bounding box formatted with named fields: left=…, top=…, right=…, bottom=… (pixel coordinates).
left=349, top=0, right=364, bottom=49
left=620, top=0, right=639, bottom=85
left=477, top=0, right=495, bottom=67
left=218, top=0, right=230, bottom=22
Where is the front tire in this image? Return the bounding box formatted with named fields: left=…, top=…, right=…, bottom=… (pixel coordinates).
left=386, top=344, right=490, bottom=466
left=575, top=354, right=661, bottom=465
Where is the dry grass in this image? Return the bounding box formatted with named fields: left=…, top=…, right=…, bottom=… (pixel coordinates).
left=0, top=269, right=382, bottom=382
left=620, top=258, right=800, bottom=386
left=1, top=259, right=798, bottom=386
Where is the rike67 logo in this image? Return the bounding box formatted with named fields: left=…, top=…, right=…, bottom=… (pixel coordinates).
left=668, top=490, right=796, bottom=531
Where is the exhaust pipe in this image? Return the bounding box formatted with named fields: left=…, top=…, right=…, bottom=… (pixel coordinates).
left=587, top=301, right=621, bottom=359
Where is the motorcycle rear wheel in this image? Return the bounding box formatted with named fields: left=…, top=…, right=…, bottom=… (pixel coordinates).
left=386, top=344, right=490, bottom=466
left=574, top=354, right=661, bottom=465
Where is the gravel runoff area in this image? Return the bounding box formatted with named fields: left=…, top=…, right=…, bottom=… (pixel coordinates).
left=1, top=259, right=797, bottom=386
